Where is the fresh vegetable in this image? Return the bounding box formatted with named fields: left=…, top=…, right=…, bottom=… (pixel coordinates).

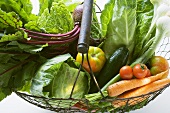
left=0, top=0, right=87, bottom=102
left=89, top=46, right=129, bottom=93
left=31, top=54, right=90, bottom=107
left=150, top=0, right=170, bottom=15
left=146, top=69, right=152, bottom=77
left=85, top=1, right=170, bottom=109
left=0, top=0, right=170, bottom=112
left=119, top=66, right=133, bottom=80
left=119, top=77, right=170, bottom=98
left=76, top=46, right=106, bottom=73
left=131, top=15, right=170, bottom=67
left=133, top=63, right=148, bottom=79
left=113, top=77, right=170, bottom=107
left=101, top=0, right=137, bottom=59
left=107, top=70, right=166, bottom=97
left=149, top=56, right=169, bottom=76
left=0, top=10, right=23, bottom=29
left=72, top=4, right=83, bottom=23
left=25, top=2, right=74, bottom=34
left=0, top=53, right=46, bottom=101
left=0, top=0, right=34, bottom=24
left=132, top=2, right=170, bottom=62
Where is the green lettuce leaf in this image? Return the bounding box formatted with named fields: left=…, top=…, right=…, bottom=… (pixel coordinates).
left=50, top=63, right=89, bottom=99
left=30, top=54, right=72, bottom=96
left=100, top=0, right=115, bottom=38
left=131, top=0, right=154, bottom=62
left=3, top=41, right=45, bottom=54
left=31, top=54, right=90, bottom=100
left=102, top=0, right=137, bottom=59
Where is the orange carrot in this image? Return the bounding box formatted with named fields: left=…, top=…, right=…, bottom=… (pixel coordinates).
left=119, top=78, right=170, bottom=98
left=107, top=70, right=168, bottom=97
left=112, top=78, right=170, bottom=107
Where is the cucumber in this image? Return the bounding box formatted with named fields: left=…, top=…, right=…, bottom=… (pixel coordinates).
left=89, top=46, right=129, bottom=93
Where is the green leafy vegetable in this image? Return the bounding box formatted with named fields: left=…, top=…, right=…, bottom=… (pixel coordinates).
left=0, top=0, right=33, bottom=24
left=0, top=52, right=46, bottom=101
left=132, top=1, right=170, bottom=62
left=85, top=1, right=170, bottom=110
left=0, top=30, right=27, bottom=42
left=31, top=54, right=90, bottom=99
left=25, top=2, right=74, bottom=34
left=0, top=9, right=22, bottom=29
left=131, top=0, right=154, bottom=61
left=30, top=54, right=90, bottom=108
left=101, top=0, right=137, bottom=59
left=100, top=0, right=115, bottom=38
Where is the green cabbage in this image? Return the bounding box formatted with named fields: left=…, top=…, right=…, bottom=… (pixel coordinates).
left=25, top=2, right=74, bottom=34
left=31, top=54, right=90, bottom=99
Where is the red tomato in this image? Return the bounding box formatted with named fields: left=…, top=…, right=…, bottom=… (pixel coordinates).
left=133, top=63, right=148, bottom=79
left=146, top=69, right=152, bottom=77
left=119, top=66, right=133, bottom=80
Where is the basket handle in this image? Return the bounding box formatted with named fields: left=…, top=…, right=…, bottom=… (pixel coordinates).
left=77, top=0, right=93, bottom=54
left=71, top=0, right=105, bottom=99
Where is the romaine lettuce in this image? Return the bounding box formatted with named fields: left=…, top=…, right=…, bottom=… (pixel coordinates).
left=101, top=0, right=137, bottom=59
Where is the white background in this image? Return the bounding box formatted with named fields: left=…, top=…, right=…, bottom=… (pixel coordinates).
left=0, top=0, right=170, bottom=113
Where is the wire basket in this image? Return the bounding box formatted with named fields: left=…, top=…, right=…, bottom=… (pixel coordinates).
left=15, top=36, right=170, bottom=113
left=13, top=1, right=170, bottom=112
left=15, top=83, right=170, bottom=113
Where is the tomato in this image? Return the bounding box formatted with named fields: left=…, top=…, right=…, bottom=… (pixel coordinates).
left=146, top=69, right=152, bottom=77
left=149, top=56, right=169, bottom=76
left=119, top=66, right=133, bottom=80
left=76, top=46, right=106, bottom=73
left=133, top=63, right=148, bottom=79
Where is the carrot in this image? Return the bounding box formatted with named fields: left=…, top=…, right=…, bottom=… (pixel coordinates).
left=112, top=78, right=170, bottom=107
left=107, top=70, right=168, bottom=97
left=119, top=78, right=170, bottom=98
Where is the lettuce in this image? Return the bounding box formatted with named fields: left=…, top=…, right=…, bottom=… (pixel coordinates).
left=31, top=54, right=90, bottom=98
left=100, top=0, right=154, bottom=63
left=101, top=0, right=137, bottom=59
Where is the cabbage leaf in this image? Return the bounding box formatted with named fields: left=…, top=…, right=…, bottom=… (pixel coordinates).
left=31, top=54, right=90, bottom=99
left=25, top=2, right=74, bottom=34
